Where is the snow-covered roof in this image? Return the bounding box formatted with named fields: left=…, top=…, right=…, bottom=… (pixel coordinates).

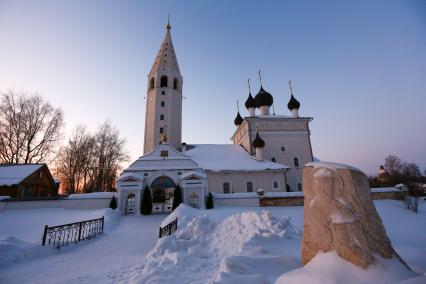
left=186, top=144, right=289, bottom=172
left=181, top=171, right=206, bottom=180
left=0, top=164, right=44, bottom=186
left=125, top=143, right=201, bottom=172
left=117, top=172, right=144, bottom=182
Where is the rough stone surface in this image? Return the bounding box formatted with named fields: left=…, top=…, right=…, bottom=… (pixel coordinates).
left=301, top=163, right=409, bottom=269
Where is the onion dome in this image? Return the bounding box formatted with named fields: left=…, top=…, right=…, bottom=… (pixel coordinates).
left=252, top=131, right=265, bottom=148
left=245, top=93, right=256, bottom=109
left=254, top=87, right=273, bottom=108
left=287, top=95, right=300, bottom=111
left=234, top=112, right=243, bottom=126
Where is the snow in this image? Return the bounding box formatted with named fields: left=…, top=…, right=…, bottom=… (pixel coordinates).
left=305, top=161, right=362, bottom=172
left=187, top=144, right=289, bottom=171
left=0, top=200, right=425, bottom=283
left=0, top=164, right=43, bottom=186
left=275, top=251, right=418, bottom=284
left=67, top=192, right=117, bottom=199
left=0, top=209, right=164, bottom=283
left=136, top=204, right=300, bottom=283
left=0, top=195, right=10, bottom=201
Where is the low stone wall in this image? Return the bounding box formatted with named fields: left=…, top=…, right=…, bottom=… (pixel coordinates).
left=371, top=191, right=404, bottom=200
left=0, top=198, right=112, bottom=212
left=260, top=196, right=304, bottom=207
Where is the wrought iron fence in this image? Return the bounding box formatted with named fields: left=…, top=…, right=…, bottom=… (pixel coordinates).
left=159, top=217, right=178, bottom=238
left=42, top=216, right=104, bottom=250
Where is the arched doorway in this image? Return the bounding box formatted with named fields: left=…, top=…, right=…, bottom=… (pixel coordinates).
left=151, top=176, right=176, bottom=213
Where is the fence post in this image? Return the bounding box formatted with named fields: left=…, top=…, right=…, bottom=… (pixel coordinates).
left=42, top=225, right=48, bottom=246
left=78, top=222, right=83, bottom=242
left=101, top=216, right=104, bottom=233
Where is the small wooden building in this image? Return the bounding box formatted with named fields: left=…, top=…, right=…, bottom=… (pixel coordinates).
left=0, top=164, right=59, bottom=199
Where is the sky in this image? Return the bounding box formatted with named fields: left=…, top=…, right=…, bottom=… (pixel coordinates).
left=0, top=0, right=425, bottom=175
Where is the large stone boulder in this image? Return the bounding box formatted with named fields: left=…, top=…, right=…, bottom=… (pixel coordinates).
left=301, top=162, right=409, bottom=269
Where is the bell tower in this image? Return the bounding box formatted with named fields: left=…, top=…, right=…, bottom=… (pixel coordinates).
left=143, top=20, right=183, bottom=154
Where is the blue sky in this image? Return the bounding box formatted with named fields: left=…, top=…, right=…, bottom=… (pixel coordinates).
left=0, top=0, right=425, bottom=174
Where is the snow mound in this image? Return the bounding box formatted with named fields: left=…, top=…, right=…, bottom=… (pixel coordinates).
left=275, top=251, right=422, bottom=284
left=0, top=236, right=51, bottom=268
left=136, top=205, right=299, bottom=284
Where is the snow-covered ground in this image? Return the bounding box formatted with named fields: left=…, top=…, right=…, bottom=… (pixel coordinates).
left=0, top=200, right=425, bottom=283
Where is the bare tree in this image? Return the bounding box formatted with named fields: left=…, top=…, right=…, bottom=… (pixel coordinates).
left=0, top=91, right=63, bottom=164
left=401, top=163, right=421, bottom=179
left=384, top=155, right=402, bottom=176
left=91, top=121, right=128, bottom=192
left=54, top=126, right=94, bottom=194
left=55, top=121, right=128, bottom=194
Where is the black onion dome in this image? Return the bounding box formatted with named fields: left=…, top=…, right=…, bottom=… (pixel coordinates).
left=234, top=112, right=243, bottom=126
left=252, top=131, right=265, bottom=148
left=254, top=87, right=273, bottom=108
left=287, top=95, right=300, bottom=110
left=244, top=93, right=256, bottom=109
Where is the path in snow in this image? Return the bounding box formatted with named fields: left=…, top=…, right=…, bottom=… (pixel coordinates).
left=0, top=214, right=164, bottom=284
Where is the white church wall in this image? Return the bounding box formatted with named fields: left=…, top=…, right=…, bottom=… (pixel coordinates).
left=212, top=192, right=260, bottom=207
left=206, top=171, right=286, bottom=194
left=231, top=117, right=313, bottom=192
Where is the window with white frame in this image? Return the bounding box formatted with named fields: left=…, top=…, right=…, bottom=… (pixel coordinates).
left=293, top=157, right=300, bottom=168
left=297, top=182, right=303, bottom=191
left=281, top=146, right=286, bottom=152
left=246, top=181, right=253, bottom=192
left=273, top=180, right=279, bottom=190
left=223, top=182, right=231, bottom=194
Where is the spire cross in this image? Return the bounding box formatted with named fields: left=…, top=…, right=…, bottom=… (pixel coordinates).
left=237, top=100, right=240, bottom=112
left=248, top=79, right=251, bottom=93
left=166, top=14, right=171, bottom=30
left=288, top=80, right=294, bottom=96
left=258, top=70, right=263, bottom=87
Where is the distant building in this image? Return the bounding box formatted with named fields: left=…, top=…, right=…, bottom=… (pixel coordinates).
left=377, top=165, right=392, bottom=186
left=117, top=21, right=313, bottom=214
left=0, top=164, right=59, bottom=199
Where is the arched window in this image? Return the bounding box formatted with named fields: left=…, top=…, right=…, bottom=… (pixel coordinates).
left=160, top=76, right=168, bottom=87
left=149, top=77, right=155, bottom=89
left=173, top=78, right=178, bottom=89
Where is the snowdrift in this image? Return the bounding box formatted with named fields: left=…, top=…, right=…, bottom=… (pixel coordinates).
left=135, top=204, right=300, bottom=283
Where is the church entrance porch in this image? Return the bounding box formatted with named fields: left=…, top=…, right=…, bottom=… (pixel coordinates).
left=151, top=176, right=175, bottom=213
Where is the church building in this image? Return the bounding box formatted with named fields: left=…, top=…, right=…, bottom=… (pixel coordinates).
left=117, top=21, right=314, bottom=214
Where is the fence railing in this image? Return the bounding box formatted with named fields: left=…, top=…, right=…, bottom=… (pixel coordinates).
left=42, top=216, right=104, bottom=250
left=159, top=217, right=178, bottom=238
